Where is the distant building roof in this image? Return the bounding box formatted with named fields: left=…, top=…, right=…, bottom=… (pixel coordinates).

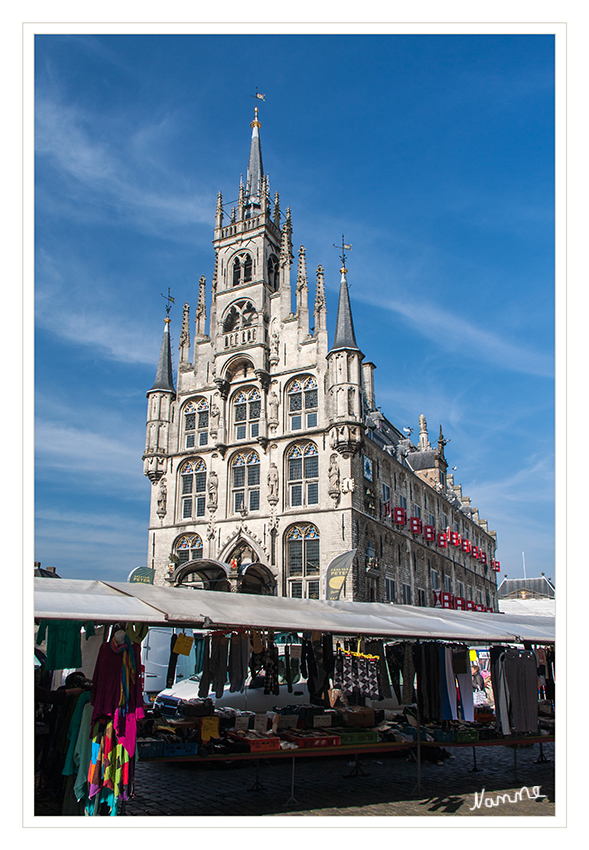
left=497, top=576, right=554, bottom=599
left=34, top=563, right=60, bottom=578
left=498, top=597, right=555, bottom=617
left=406, top=449, right=437, bottom=470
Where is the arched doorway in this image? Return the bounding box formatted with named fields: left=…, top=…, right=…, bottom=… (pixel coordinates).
left=169, top=559, right=230, bottom=592
left=224, top=540, right=277, bottom=596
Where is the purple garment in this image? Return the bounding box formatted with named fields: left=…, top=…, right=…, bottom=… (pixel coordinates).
left=90, top=640, right=144, bottom=755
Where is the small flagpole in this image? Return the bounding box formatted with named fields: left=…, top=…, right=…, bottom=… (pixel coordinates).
left=522, top=551, right=526, bottom=580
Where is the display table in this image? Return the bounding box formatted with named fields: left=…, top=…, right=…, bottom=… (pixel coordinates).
left=419, top=735, right=554, bottom=785
left=137, top=735, right=554, bottom=804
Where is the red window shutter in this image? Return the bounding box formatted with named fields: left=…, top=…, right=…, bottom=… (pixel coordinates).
left=437, top=532, right=448, bottom=548
left=472, top=546, right=479, bottom=559
left=394, top=507, right=407, bottom=525
left=481, top=552, right=487, bottom=565
left=424, top=525, right=436, bottom=541
left=450, top=531, right=461, bottom=546
left=461, top=538, right=471, bottom=553
left=410, top=517, right=423, bottom=534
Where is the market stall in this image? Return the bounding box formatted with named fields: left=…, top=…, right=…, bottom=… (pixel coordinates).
left=34, top=577, right=555, bottom=814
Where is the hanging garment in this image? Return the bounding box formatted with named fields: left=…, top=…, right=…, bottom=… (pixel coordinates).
left=36, top=620, right=95, bottom=671
left=166, top=633, right=180, bottom=688
left=90, top=635, right=144, bottom=760
left=365, top=639, right=392, bottom=700
left=412, top=643, right=442, bottom=723
left=308, top=634, right=328, bottom=700
left=356, top=657, right=381, bottom=700
left=198, top=634, right=211, bottom=698
left=442, top=646, right=458, bottom=720
left=210, top=634, right=229, bottom=699
left=263, top=641, right=280, bottom=695
left=502, top=649, right=539, bottom=735
left=229, top=632, right=249, bottom=693
left=87, top=719, right=133, bottom=814
left=402, top=642, right=416, bottom=704
left=62, top=690, right=92, bottom=778
left=322, top=633, right=335, bottom=681
left=73, top=702, right=93, bottom=804
left=384, top=643, right=405, bottom=704
left=284, top=645, right=293, bottom=693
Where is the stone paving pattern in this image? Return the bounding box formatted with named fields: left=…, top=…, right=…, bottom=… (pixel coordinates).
left=121, top=741, right=554, bottom=817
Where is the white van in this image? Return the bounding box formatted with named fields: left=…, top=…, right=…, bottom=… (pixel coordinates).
left=154, top=648, right=310, bottom=715
left=142, top=628, right=202, bottom=703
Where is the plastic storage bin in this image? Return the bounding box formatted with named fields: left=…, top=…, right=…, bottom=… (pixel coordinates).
left=136, top=739, right=164, bottom=759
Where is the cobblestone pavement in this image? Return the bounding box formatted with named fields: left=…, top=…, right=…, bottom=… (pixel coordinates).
left=120, top=741, right=554, bottom=818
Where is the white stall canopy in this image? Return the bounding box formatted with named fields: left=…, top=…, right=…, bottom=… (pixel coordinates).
left=34, top=577, right=554, bottom=644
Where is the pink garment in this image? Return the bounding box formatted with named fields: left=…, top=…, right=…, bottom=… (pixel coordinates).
left=90, top=640, right=144, bottom=755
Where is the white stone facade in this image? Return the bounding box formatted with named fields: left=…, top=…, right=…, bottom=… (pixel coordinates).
left=142, top=112, right=499, bottom=611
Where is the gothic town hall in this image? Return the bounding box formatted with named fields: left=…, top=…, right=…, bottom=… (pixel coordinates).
left=142, top=107, right=499, bottom=612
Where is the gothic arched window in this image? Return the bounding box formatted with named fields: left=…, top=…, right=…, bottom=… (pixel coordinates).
left=233, top=387, right=261, bottom=441
left=183, top=398, right=209, bottom=449
left=230, top=450, right=260, bottom=513
left=286, top=441, right=319, bottom=508
left=267, top=254, right=279, bottom=291
left=286, top=375, right=318, bottom=431
left=174, top=533, right=204, bottom=563
left=285, top=524, right=320, bottom=599
left=232, top=252, right=253, bottom=287
left=179, top=458, right=207, bottom=519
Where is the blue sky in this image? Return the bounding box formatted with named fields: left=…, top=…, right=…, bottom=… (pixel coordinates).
left=34, top=33, right=555, bottom=583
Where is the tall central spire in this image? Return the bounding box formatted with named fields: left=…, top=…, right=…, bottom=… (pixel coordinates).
left=245, top=106, right=264, bottom=208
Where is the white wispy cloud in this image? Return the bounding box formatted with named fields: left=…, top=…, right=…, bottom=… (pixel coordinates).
left=356, top=289, right=554, bottom=379
left=35, top=420, right=148, bottom=497
left=35, top=96, right=214, bottom=233
left=35, top=248, right=176, bottom=366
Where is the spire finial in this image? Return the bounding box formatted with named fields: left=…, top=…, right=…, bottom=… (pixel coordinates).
left=161, top=287, right=175, bottom=319
left=333, top=235, right=352, bottom=274
left=250, top=88, right=265, bottom=127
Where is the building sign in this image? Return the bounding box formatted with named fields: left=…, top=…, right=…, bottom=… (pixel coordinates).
left=127, top=566, right=156, bottom=584
left=325, top=549, right=356, bottom=601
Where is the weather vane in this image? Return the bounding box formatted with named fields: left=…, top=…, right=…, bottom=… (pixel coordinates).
left=333, top=235, right=352, bottom=269
left=250, top=88, right=266, bottom=103
left=161, top=287, right=175, bottom=317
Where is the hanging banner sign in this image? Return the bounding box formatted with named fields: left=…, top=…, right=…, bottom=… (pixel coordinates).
left=127, top=566, right=156, bottom=584
left=325, top=549, right=356, bottom=600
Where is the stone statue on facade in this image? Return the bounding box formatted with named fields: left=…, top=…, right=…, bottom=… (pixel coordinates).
left=328, top=453, right=340, bottom=498
left=156, top=478, right=167, bottom=518
left=267, top=462, right=279, bottom=504
left=268, top=390, right=279, bottom=424
left=210, top=401, right=220, bottom=436
left=208, top=470, right=218, bottom=510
